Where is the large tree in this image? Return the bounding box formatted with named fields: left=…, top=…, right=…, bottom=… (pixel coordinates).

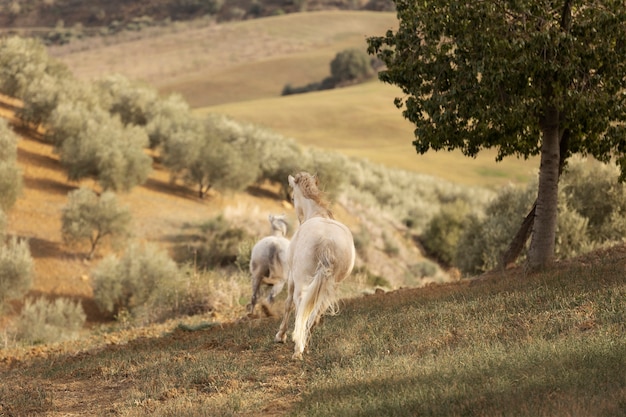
left=367, top=1, right=626, bottom=271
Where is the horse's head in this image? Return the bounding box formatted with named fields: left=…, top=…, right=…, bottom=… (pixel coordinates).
left=288, top=172, right=333, bottom=223
left=268, top=213, right=288, bottom=237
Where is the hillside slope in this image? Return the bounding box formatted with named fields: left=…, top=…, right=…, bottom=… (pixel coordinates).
left=48, top=11, right=538, bottom=187
left=1, top=244, right=624, bottom=416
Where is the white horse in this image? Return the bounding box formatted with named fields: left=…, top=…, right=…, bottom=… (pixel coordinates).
left=247, top=214, right=290, bottom=316
left=275, top=172, right=355, bottom=359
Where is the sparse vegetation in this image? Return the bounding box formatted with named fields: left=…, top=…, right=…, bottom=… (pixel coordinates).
left=1, top=245, right=624, bottom=416
left=282, top=47, right=377, bottom=96
left=0, top=119, right=22, bottom=211
left=61, top=188, right=132, bottom=259
left=12, top=297, right=86, bottom=345
left=0, top=8, right=625, bottom=416
left=91, top=242, right=181, bottom=322
left=0, top=237, right=34, bottom=311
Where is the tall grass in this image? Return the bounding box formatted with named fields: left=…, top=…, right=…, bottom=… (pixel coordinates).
left=1, top=245, right=624, bottom=416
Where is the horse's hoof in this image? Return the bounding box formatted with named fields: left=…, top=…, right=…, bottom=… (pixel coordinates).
left=292, top=351, right=303, bottom=360
left=274, top=332, right=286, bottom=343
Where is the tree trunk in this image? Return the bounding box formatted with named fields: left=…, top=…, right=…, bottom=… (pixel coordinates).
left=499, top=130, right=570, bottom=270
left=500, top=201, right=536, bottom=269
left=527, top=108, right=561, bottom=271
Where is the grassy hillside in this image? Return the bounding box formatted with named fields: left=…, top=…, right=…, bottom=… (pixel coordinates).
left=49, top=11, right=538, bottom=187
left=1, top=245, right=624, bottom=416
left=201, top=80, right=539, bottom=187
left=49, top=11, right=399, bottom=107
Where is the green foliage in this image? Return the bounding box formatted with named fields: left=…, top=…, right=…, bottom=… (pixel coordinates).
left=456, top=185, right=535, bottom=275
left=352, top=265, right=390, bottom=288
left=352, top=227, right=371, bottom=261
left=382, top=232, right=399, bottom=257
left=145, top=93, right=196, bottom=149
left=0, top=119, right=22, bottom=211
left=330, top=47, right=374, bottom=85
left=95, top=74, right=159, bottom=127
left=91, top=243, right=180, bottom=321
left=421, top=199, right=471, bottom=266
left=52, top=103, right=152, bottom=191
left=162, top=115, right=259, bottom=197
left=306, top=149, right=349, bottom=201
left=0, top=36, right=50, bottom=98
left=0, top=237, right=34, bottom=310
left=368, top=2, right=626, bottom=268
left=0, top=209, right=6, bottom=242
left=61, top=188, right=132, bottom=259
left=368, top=3, right=626, bottom=164
left=196, top=216, right=251, bottom=269
left=14, top=297, right=86, bottom=345
left=282, top=48, right=375, bottom=95
left=561, top=159, right=626, bottom=242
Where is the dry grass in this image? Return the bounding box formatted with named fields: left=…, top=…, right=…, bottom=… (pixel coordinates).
left=48, top=11, right=539, bottom=187
left=0, top=245, right=624, bottom=416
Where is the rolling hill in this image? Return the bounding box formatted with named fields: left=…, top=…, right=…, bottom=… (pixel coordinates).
left=48, top=11, right=539, bottom=188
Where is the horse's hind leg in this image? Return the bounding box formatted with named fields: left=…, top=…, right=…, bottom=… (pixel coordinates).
left=247, top=268, right=264, bottom=314
left=267, top=277, right=286, bottom=304
left=274, top=277, right=294, bottom=343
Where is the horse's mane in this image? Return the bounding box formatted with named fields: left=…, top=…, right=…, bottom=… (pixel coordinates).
left=293, top=172, right=334, bottom=219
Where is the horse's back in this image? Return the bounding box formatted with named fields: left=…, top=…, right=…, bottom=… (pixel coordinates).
left=289, top=217, right=355, bottom=281
left=250, top=235, right=290, bottom=271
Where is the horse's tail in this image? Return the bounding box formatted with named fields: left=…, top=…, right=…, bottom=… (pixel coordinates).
left=292, top=241, right=338, bottom=352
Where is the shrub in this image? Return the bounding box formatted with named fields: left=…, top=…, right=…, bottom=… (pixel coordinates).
left=61, top=188, right=132, bottom=259
left=0, top=119, right=22, bottom=211
left=0, top=209, right=6, bottom=241
left=91, top=243, right=180, bottom=322
left=352, top=227, right=372, bottom=261
left=421, top=199, right=471, bottom=266
left=0, top=237, right=34, bottom=310
left=14, top=297, right=86, bottom=345
left=195, top=216, right=251, bottom=269
left=352, top=266, right=390, bottom=288
left=455, top=185, right=535, bottom=275
left=329, top=48, right=375, bottom=85
left=561, top=158, right=626, bottom=242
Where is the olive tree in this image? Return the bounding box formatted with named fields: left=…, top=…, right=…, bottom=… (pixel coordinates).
left=95, top=74, right=159, bottom=127
left=0, top=36, right=71, bottom=99
left=0, top=119, right=22, bottom=211
left=61, top=188, right=132, bottom=259
left=368, top=2, right=626, bottom=271
left=162, top=116, right=258, bottom=198
left=50, top=102, right=152, bottom=191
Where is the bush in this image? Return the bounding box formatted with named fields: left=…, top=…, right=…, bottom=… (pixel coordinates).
left=455, top=185, right=535, bottom=275
left=14, top=297, right=86, bottom=345
left=330, top=48, right=375, bottom=85
left=91, top=243, right=180, bottom=322
left=0, top=119, right=22, bottom=211
left=561, top=158, right=626, bottom=242
left=61, top=188, right=132, bottom=259
left=196, top=216, right=251, bottom=269
left=421, top=199, right=471, bottom=266
left=0, top=237, right=34, bottom=310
